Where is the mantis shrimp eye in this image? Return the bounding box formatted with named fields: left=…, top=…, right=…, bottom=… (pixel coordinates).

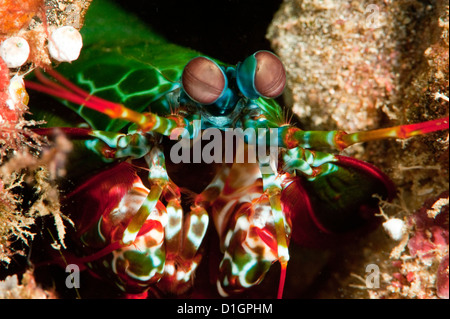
left=182, top=56, right=227, bottom=105
left=236, top=50, right=286, bottom=99
left=254, top=51, right=286, bottom=98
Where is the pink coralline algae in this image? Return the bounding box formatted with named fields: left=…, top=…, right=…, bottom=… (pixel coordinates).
left=407, top=191, right=449, bottom=298
left=436, top=254, right=449, bottom=299
left=407, top=192, right=449, bottom=260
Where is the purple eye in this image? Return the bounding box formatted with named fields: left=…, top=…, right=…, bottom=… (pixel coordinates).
left=182, top=57, right=226, bottom=104
left=253, top=51, right=286, bottom=98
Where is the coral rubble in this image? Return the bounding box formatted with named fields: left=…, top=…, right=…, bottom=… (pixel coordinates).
left=268, top=0, right=449, bottom=299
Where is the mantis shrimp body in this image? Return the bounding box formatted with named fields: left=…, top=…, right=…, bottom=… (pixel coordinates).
left=25, top=0, right=449, bottom=298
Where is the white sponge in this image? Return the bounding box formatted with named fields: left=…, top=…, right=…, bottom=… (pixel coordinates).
left=48, top=26, right=83, bottom=62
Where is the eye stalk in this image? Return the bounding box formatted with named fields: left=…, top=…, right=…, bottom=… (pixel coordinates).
left=181, top=56, right=227, bottom=105
left=236, top=50, right=286, bottom=99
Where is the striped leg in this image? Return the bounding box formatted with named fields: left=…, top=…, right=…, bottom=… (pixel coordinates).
left=157, top=165, right=230, bottom=294
left=157, top=181, right=209, bottom=295
left=103, top=148, right=170, bottom=292
left=211, top=163, right=290, bottom=298
left=258, top=161, right=291, bottom=299
left=122, top=148, right=169, bottom=245
left=282, top=147, right=341, bottom=180
left=72, top=162, right=168, bottom=293
left=278, top=117, right=449, bottom=151
left=103, top=183, right=167, bottom=292
left=242, top=114, right=448, bottom=151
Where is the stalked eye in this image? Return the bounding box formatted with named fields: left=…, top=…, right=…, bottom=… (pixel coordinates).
left=181, top=56, right=227, bottom=105
left=254, top=51, right=286, bottom=98
left=236, top=50, right=286, bottom=99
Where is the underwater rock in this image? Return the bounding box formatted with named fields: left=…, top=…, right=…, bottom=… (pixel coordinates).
left=268, top=0, right=449, bottom=299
